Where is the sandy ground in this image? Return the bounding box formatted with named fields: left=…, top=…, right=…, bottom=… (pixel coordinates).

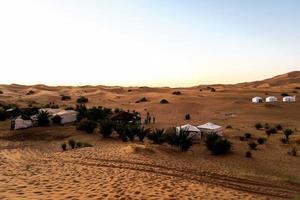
left=0, top=72, right=300, bottom=199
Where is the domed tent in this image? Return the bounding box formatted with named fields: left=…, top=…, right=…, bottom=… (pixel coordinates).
left=197, top=122, right=223, bottom=136
left=252, top=96, right=263, bottom=103
left=176, top=124, right=201, bottom=140
left=283, top=96, right=296, bottom=102
left=266, top=96, right=277, bottom=103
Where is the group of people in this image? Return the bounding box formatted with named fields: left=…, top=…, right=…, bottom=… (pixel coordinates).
left=144, top=112, right=155, bottom=124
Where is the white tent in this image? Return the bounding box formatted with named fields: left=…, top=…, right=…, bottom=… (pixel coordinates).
left=266, top=96, right=277, bottom=103
left=54, top=110, right=77, bottom=124
left=197, top=122, right=223, bottom=136
left=176, top=124, right=201, bottom=140
left=283, top=96, right=296, bottom=102
left=252, top=96, right=263, bottom=103
left=13, top=116, right=33, bottom=130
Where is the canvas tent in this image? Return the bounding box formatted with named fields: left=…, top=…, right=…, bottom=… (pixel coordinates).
left=266, top=96, right=277, bottom=103
left=176, top=124, right=201, bottom=140
left=12, top=116, right=33, bottom=130
left=283, top=96, right=296, bottom=102
left=53, top=110, right=78, bottom=124
left=197, top=122, right=223, bottom=136
left=252, top=97, right=263, bottom=103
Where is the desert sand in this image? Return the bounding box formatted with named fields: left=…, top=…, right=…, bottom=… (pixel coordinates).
left=0, top=71, right=300, bottom=199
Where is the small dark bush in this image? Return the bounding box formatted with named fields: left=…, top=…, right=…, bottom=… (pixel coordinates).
left=65, top=106, right=74, bottom=110
left=226, top=125, right=232, bottom=129
left=100, top=120, right=114, bottom=138
left=185, top=114, right=190, bottom=120
left=136, top=126, right=151, bottom=142
left=26, top=90, right=35, bottom=95
left=205, top=134, right=232, bottom=155
left=211, top=88, right=216, bottom=92
left=37, top=110, right=50, bottom=126
left=128, top=89, right=132, bottom=92
left=266, top=128, right=277, bottom=136
left=61, top=95, right=71, bottom=101
left=245, top=151, right=252, bottom=158
left=254, top=122, right=263, bottom=130
left=257, top=137, right=267, bottom=145
left=265, top=123, right=270, bottom=130
left=147, top=128, right=166, bottom=144
left=76, top=141, right=82, bottom=148
left=83, top=142, right=93, bottom=147
left=76, top=96, right=88, bottom=104
left=239, top=136, right=245, bottom=141
left=281, top=93, right=289, bottom=97
left=44, top=102, right=59, bottom=109
left=124, top=125, right=137, bottom=141
left=284, top=129, right=293, bottom=140
left=205, top=134, right=221, bottom=150
left=0, top=90, right=3, bottom=94
left=52, top=115, right=62, bottom=125
left=276, top=124, right=283, bottom=131
left=160, top=99, right=169, bottom=104
left=248, top=142, right=257, bottom=150
left=68, top=139, right=76, bottom=149
left=281, top=137, right=288, bottom=144
left=61, top=143, right=67, bottom=151
left=244, top=133, right=252, bottom=139
left=0, top=108, right=7, bottom=121
left=77, top=120, right=97, bottom=133
left=165, top=128, right=193, bottom=152
left=135, top=97, right=148, bottom=103
left=295, top=87, right=300, bottom=90
left=172, top=91, right=181, bottom=95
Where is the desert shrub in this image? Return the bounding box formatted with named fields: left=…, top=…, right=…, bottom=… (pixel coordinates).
left=205, top=134, right=221, bottom=150
left=172, top=91, right=181, bottom=95
left=281, top=137, right=288, bottom=144
left=284, top=129, right=293, bottom=140
left=0, top=90, right=3, bottom=94
left=211, top=88, right=216, bottom=92
left=114, top=122, right=126, bottom=138
left=281, top=93, right=289, bottom=97
left=276, top=124, right=283, bottom=131
left=76, top=119, right=97, bottom=133
left=136, top=126, right=151, bottom=142
left=296, top=140, right=300, bottom=146
left=248, top=142, right=257, bottom=150
left=68, top=139, right=76, bottom=149
left=244, top=133, right=252, bottom=139
left=257, top=137, right=267, bottom=145
left=289, top=147, right=297, bottom=156
left=76, top=96, right=88, bottom=104
left=0, top=108, right=7, bottom=121
left=239, top=136, right=245, bottom=141
left=76, top=104, right=87, bottom=121
left=65, top=106, right=75, bottom=110
left=26, top=90, right=35, bottom=95
left=51, top=115, right=62, bottom=125
left=167, top=128, right=193, bottom=152
left=295, top=87, right=300, bottom=90
left=226, top=125, right=232, bottom=129
left=44, top=102, right=59, bottom=109
left=265, top=123, right=270, bottom=130
left=76, top=141, right=82, bottom=148
left=185, top=114, right=190, bottom=120
left=254, top=122, right=263, bottom=130
left=83, top=142, right=93, bottom=147
left=124, top=125, right=137, bottom=141
left=61, top=143, right=67, bottom=151
left=147, top=128, right=166, bottom=144
left=135, top=97, right=148, bottom=103
left=128, top=89, right=132, bottom=92
left=37, top=110, right=50, bottom=126
left=160, top=99, right=169, bottom=104
left=86, top=106, right=110, bottom=121
left=61, top=95, right=71, bottom=101
left=245, top=151, right=252, bottom=158
left=205, top=134, right=232, bottom=155
left=266, top=127, right=277, bottom=135
left=100, top=120, right=114, bottom=138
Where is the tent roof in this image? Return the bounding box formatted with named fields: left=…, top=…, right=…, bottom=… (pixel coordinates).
left=177, top=124, right=200, bottom=132
left=197, top=122, right=222, bottom=130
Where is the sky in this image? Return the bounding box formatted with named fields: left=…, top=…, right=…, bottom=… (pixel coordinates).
left=0, top=0, right=299, bottom=87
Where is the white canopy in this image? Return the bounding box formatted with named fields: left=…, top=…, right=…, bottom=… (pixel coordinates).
left=176, top=124, right=200, bottom=132
left=55, top=110, right=77, bottom=124
left=252, top=96, right=263, bottom=103
left=14, top=116, right=33, bottom=130
left=197, top=122, right=223, bottom=136
left=266, top=96, right=277, bottom=102
left=283, top=96, right=296, bottom=102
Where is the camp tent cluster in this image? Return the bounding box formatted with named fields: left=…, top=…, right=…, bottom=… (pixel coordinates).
left=252, top=96, right=296, bottom=103
left=12, top=109, right=78, bottom=130
left=176, top=122, right=223, bottom=140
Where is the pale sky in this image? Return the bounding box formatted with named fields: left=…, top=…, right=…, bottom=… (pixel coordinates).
left=0, top=0, right=299, bottom=87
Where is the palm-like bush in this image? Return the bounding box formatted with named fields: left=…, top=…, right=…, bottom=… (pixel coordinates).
left=147, top=128, right=166, bottom=144
left=68, top=139, right=76, bottom=149
left=254, top=122, right=263, bottom=130
left=77, top=120, right=97, bottom=133
left=167, top=128, right=193, bottom=152
left=136, top=126, right=151, bottom=142
left=284, top=129, right=293, bottom=140
left=61, top=143, right=67, bottom=151
left=257, top=137, right=267, bottom=145
left=100, top=120, right=114, bottom=138
left=76, top=96, right=88, bottom=104
left=248, top=142, right=257, bottom=150
left=37, top=110, right=50, bottom=126
left=52, top=115, right=62, bottom=125
left=205, top=133, right=232, bottom=155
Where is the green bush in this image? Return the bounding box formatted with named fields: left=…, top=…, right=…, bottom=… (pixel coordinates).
left=77, top=120, right=97, bottom=134
left=61, top=143, right=67, bottom=151
left=76, top=104, right=87, bottom=121
left=76, top=96, right=88, bottom=104
left=281, top=93, right=289, bottom=97
left=61, top=95, right=71, bottom=101
left=68, top=139, right=76, bottom=149
left=284, top=129, right=293, bottom=140
left=257, top=137, right=267, bottom=145
left=52, top=115, right=62, bottom=125
left=147, top=128, right=166, bottom=144
left=248, top=142, right=257, bottom=150
left=124, top=125, right=137, bottom=141
left=160, top=99, right=169, bottom=104
left=100, top=120, right=114, bottom=138
left=136, top=126, right=151, bottom=142
left=166, top=128, right=193, bottom=152
left=0, top=107, right=7, bottom=121
left=254, top=122, right=263, bottom=130
left=205, top=134, right=232, bottom=155
left=265, top=123, right=270, bottom=130
left=76, top=141, right=82, bottom=148
left=266, top=127, right=277, bottom=136
left=276, top=124, right=283, bottom=131
left=244, top=133, right=252, bottom=139
left=37, top=110, right=50, bottom=126
left=245, top=151, right=252, bottom=158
